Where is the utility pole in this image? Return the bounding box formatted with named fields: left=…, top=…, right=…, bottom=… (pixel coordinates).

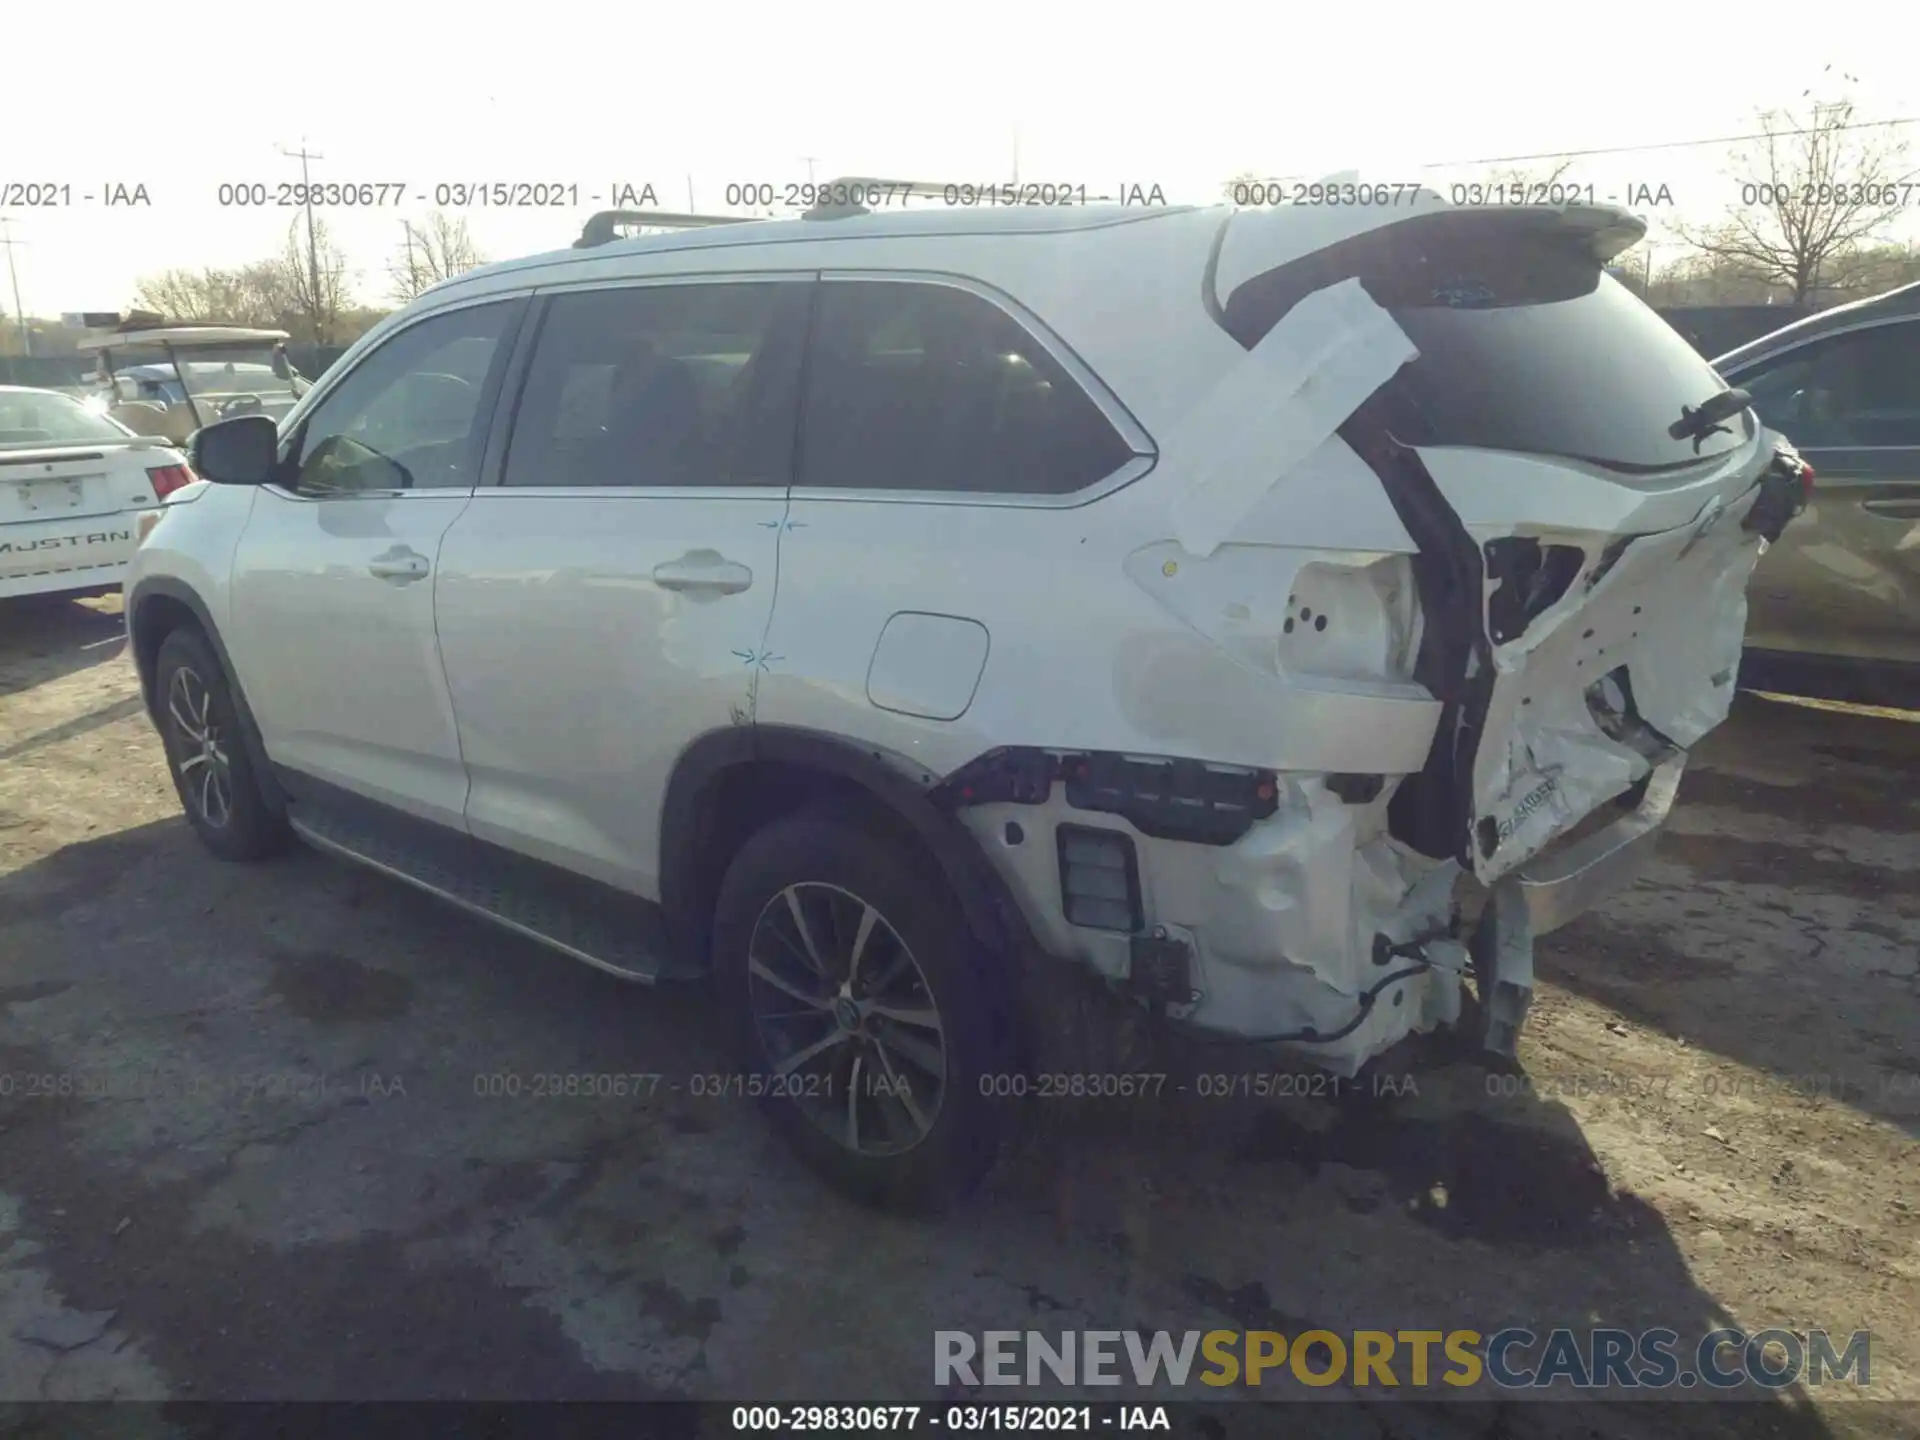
left=800, top=156, right=820, bottom=185
left=401, top=219, right=423, bottom=299
left=0, top=219, right=30, bottom=357
left=278, top=139, right=327, bottom=344
left=1011, top=122, right=1020, bottom=184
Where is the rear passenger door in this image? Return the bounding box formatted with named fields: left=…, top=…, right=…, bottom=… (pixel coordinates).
left=433, top=276, right=810, bottom=894
left=1733, top=317, right=1920, bottom=667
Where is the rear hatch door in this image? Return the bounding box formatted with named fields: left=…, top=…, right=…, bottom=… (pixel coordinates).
left=1213, top=202, right=1790, bottom=881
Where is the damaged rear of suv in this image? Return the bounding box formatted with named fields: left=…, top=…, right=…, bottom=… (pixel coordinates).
left=885, top=197, right=1806, bottom=1092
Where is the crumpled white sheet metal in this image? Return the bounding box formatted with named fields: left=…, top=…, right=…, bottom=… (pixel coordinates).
left=1164, top=278, right=1418, bottom=559
left=1470, top=493, right=1767, bottom=880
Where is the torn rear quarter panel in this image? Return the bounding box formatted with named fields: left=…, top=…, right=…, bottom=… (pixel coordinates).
left=1416, top=441, right=1778, bottom=880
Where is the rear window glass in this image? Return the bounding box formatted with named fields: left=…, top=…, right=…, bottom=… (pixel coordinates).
left=0, top=390, right=133, bottom=448
left=1220, top=211, right=1750, bottom=472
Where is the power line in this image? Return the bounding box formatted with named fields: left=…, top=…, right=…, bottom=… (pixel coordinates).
left=1413, top=114, right=1920, bottom=171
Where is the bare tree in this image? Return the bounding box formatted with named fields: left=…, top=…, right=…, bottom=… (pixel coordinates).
left=132, top=267, right=256, bottom=323
left=274, top=215, right=351, bottom=346
left=1673, top=96, right=1913, bottom=305
left=388, top=212, right=488, bottom=303
left=1477, top=157, right=1578, bottom=199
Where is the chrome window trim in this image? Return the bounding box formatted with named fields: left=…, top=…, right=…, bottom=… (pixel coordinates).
left=789, top=453, right=1160, bottom=510
left=463, top=485, right=790, bottom=503
left=529, top=270, right=816, bottom=295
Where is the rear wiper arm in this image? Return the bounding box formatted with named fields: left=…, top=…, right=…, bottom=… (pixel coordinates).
left=1668, top=387, right=1751, bottom=450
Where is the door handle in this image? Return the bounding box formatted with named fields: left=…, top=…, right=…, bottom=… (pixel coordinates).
left=367, top=547, right=430, bottom=582
left=653, top=550, right=753, bottom=594
left=1860, top=498, right=1920, bottom=520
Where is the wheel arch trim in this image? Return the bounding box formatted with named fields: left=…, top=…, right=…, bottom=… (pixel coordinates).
left=659, top=725, right=1034, bottom=971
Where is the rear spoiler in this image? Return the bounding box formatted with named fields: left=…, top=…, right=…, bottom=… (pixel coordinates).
left=1540, top=203, right=1646, bottom=263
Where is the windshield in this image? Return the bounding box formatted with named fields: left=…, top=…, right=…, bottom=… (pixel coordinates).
left=175, top=351, right=300, bottom=403
left=1220, top=210, right=1750, bottom=472
left=0, top=389, right=135, bottom=448
left=103, top=345, right=300, bottom=406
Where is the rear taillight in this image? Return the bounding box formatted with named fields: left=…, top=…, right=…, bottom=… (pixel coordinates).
left=146, top=463, right=194, bottom=500
left=1799, top=462, right=1816, bottom=502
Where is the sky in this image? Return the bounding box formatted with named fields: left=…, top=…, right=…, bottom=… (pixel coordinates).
left=4, top=0, right=1918, bottom=317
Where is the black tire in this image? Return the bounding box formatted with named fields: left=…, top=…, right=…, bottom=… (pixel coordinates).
left=712, top=808, right=1015, bottom=1213
left=154, top=626, right=290, bottom=862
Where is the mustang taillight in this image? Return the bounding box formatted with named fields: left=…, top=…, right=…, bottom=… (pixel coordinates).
left=146, top=463, right=195, bottom=499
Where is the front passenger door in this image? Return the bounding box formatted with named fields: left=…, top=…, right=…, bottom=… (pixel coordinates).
left=226, top=297, right=527, bottom=828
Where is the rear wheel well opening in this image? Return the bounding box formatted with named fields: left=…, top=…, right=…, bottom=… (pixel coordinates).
left=130, top=594, right=205, bottom=718
left=678, top=761, right=938, bottom=969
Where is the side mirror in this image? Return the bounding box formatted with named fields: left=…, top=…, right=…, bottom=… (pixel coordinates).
left=189, top=414, right=279, bottom=485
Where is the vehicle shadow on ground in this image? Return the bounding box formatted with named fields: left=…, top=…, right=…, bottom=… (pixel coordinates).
left=0, top=594, right=128, bottom=699
left=974, top=1034, right=1849, bottom=1438
left=1542, top=691, right=1920, bottom=1137
left=0, top=821, right=1870, bottom=1431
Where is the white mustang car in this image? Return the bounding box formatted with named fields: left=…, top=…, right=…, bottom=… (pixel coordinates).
left=1, top=384, right=194, bottom=601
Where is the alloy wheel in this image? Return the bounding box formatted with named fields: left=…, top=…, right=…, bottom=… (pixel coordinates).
left=166, top=665, right=234, bottom=829
left=745, top=881, right=948, bottom=1156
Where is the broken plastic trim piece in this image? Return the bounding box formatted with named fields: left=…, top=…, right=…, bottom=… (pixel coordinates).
left=1163, top=277, right=1419, bottom=558
left=932, top=747, right=1279, bottom=846
left=1743, top=443, right=1812, bottom=543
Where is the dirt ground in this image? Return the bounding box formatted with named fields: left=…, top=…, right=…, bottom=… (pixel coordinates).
left=0, top=592, right=1915, bottom=1438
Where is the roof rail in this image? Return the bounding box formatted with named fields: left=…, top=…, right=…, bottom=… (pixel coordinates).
left=574, top=209, right=758, bottom=249
left=802, top=178, right=967, bottom=220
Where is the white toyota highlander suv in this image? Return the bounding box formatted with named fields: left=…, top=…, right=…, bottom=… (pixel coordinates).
left=123, top=187, right=1807, bottom=1210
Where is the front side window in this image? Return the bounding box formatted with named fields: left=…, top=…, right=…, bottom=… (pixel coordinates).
left=797, top=280, right=1135, bottom=495
left=502, top=281, right=807, bottom=489
left=287, top=300, right=520, bottom=495
left=1734, top=322, right=1920, bottom=449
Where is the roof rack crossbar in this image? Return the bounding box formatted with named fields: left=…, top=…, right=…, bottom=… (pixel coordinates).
left=574, top=209, right=757, bottom=248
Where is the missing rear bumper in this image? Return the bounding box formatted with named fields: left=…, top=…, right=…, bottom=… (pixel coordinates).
left=1514, top=753, right=1684, bottom=935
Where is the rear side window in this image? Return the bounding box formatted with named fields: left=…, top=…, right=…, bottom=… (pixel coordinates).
left=1221, top=210, right=1749, bottom=472
left=798, top=281, right=1134, bottom=495
left=0, top=390, right=131, bottom=448
left=1733, top=322, right=1920, bottom=448
left=503, top=281, right=807, bottom=489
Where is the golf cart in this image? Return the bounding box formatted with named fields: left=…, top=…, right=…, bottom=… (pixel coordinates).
left=74, top=312, right=311, bottom=445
